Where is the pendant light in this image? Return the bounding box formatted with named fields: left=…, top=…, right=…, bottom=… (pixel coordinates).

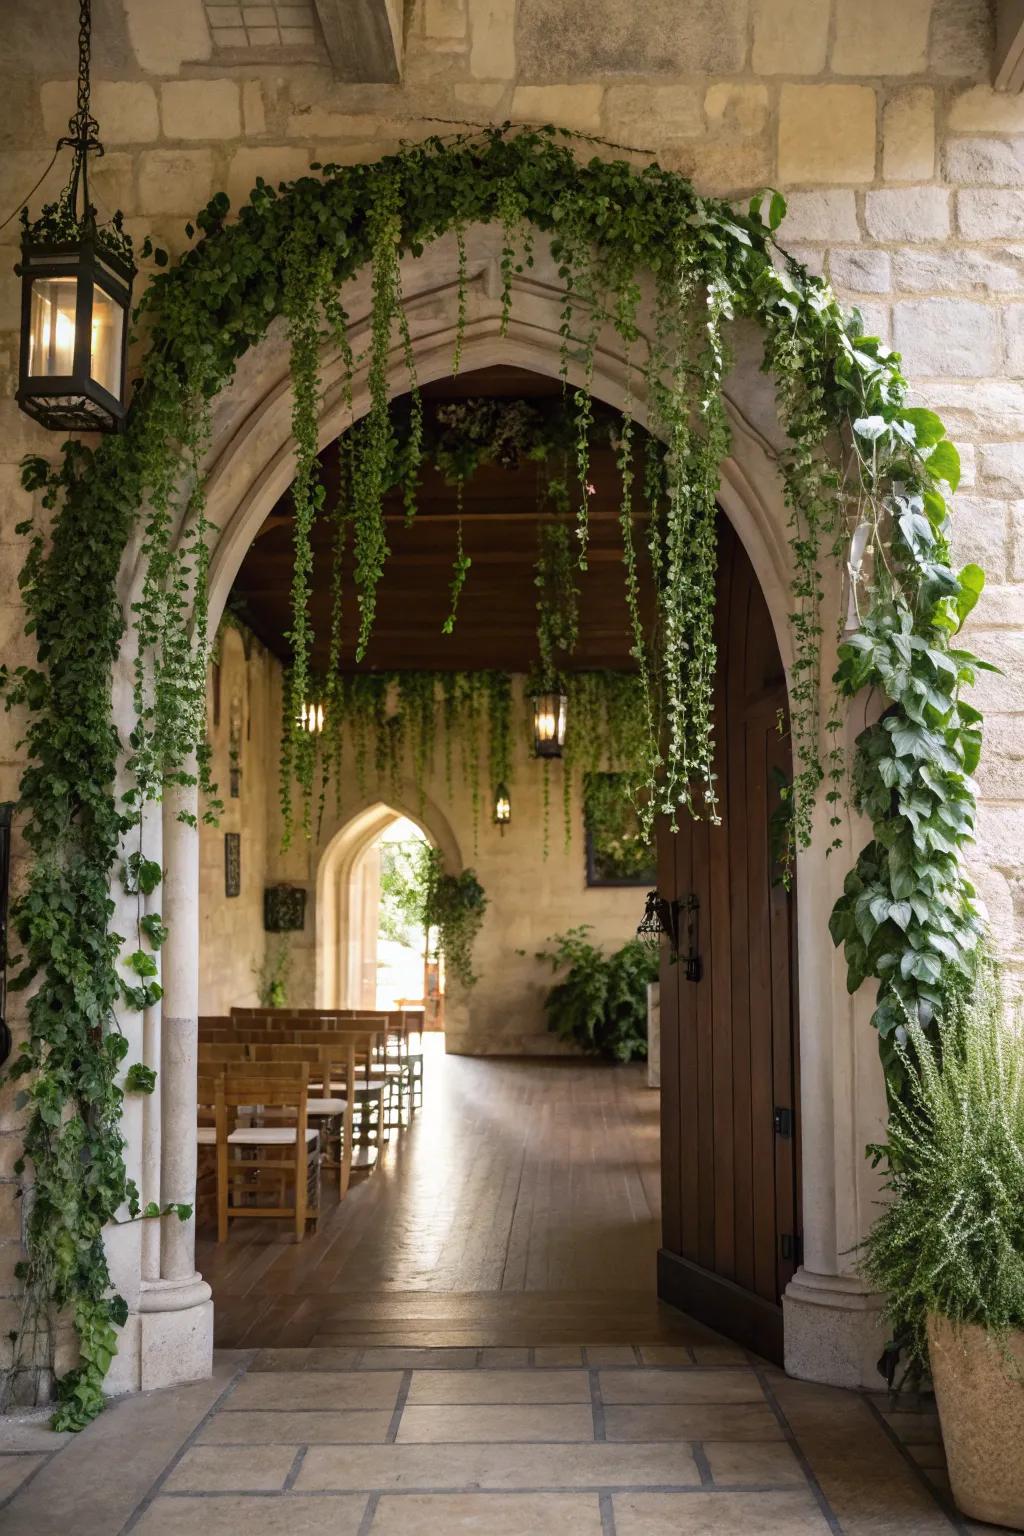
left=297, top=700, right=325, bottom=735
left=493, top=782, right=511, bottom=832
left=15, top=0, right=135, bottom=432
left=531, top=688, right=567, bottom=758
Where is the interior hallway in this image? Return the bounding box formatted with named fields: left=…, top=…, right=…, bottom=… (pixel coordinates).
left=197, top=1039, right=690, bottom=1351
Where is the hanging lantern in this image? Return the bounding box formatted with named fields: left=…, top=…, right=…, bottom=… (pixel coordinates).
left=531, top=689, right=567, bottom=759
left=493, top=782, right=511, bottom=831
left=297, top=700, right=325, bottom=735
left=15, top=0, right=135, bottom=433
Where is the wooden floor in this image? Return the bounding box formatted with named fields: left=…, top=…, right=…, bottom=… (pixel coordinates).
left=198, top=1038, right=701, bottom=1350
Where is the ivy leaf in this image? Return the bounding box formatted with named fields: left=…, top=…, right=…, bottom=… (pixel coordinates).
left=124, top=854, right=162, bottom=896
left=139, top=913, right=169, bottom=949
left=902, top=407, right=947, bottom=448
left=954, top=564, right=985, bottom=632
left=927, top=439, right=961, bottom=492
left=127, top=948, right=158, bottom=978
left=853, top=415, right=889, bottom=442
left=125, top=1063, right=157, bottom=1094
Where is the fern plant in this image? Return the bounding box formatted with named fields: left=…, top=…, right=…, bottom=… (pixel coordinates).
left=862, top=954, right=1024, bottom=1382
left=537, top=924, right=657, bottom=1063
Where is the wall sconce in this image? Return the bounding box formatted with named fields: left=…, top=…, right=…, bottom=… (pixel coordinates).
left=297, top=700, right=324, bottom=735
left=637, top=890, right=702, bottom=982
left=15, top=0, right=134, bottom=432
left=0, top=804, right=13, bottom=1068
left=531, top=689, right=567, bottom=758
left=493, top=782, right=511, bottom=832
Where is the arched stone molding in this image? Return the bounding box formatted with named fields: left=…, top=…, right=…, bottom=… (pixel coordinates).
left=313, top=786, right=462, bottom=1028
left=115, top=221, right=886, bottom=1398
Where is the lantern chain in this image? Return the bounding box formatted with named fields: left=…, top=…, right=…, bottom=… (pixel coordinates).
left=58, top=0, right=103, bottom=223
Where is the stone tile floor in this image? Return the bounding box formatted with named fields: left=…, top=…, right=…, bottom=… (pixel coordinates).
left=0, top=1345, right=992, bottom=1534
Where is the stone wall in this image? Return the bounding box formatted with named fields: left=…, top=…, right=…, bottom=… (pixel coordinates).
left=1, top=0, right=1023, bottom=1391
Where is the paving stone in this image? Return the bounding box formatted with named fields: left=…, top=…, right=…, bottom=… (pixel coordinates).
left=407, top=1368, right=591, bottom=1403
left=613, top=1489, right=833, bottom=1533
left=396, top=1402, right=596, bottom=1442
left=638, top=1346, right=695, bottom=1366
left=477, top=1347, right=531, bottom=1367
left=227, top=1369, right=403, bottom=1410
left=163, top=1444, right=298, bottom=1493
left=251, top=1347, right=362, bottom=1371
left=371, top=1491, right=604, bottom=1533
left=358, top=1348, right=479, bottom=1370
left=535, top=1346, right=586, bottom=1366
left=198, top=1409, right=394, bottom=1443
left=605, top=1403, right=784, bottom=1442
left=690, top=1345, right=750, bottom=1366
left=600, top=1369, right=764, bottom=1405
left=702, top=1439, right=806, bottom=1487
left=132, top=1493, right=368, bottom=1534
left=0, top=1454, right=46, bottom=1499
left=295, top=1440, right=702, bottom=1491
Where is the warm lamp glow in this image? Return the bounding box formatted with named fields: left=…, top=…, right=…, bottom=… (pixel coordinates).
left=298, top=700, right=325, bottom=734
left=493, top=783, right=511, bottom=830
left=531, top=690, right=567, bottom=758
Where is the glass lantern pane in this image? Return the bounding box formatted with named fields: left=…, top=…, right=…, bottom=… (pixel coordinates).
left=28, top=277, right=78, bottom=377
left=90, top=284, right=124, bottom=400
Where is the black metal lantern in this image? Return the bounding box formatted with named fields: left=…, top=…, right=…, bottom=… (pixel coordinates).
left=15, top=0, right=135, bottom=433
left=531, top=689, right=567, bottom=759
left=493, top=782, right=511, bottom=832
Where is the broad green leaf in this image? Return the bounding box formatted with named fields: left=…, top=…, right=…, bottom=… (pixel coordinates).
left=927, top=438, right=961, bottom=492
left=902, top=407, right=947, bottom=448
left=954, top=563, right=985, bottom=632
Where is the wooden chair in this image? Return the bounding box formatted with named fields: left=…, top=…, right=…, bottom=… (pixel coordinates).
left=215, top=1062, right=319, bottom=1242
left=249, top=1026, right=387, bottom=1167
left=248, top=1040, right=356, bottom=1197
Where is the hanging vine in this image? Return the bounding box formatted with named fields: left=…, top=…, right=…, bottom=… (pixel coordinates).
left=1, top=124, right=988, bottom=1426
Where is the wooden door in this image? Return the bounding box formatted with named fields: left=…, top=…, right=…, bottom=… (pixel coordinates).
left=657, top=517, right=800, bottom=1364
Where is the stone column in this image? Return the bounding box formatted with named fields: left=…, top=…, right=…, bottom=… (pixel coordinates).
left=137, top=762, right=213, bottom=1390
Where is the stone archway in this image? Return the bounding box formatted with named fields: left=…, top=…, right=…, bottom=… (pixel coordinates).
left=114, top=222, right=886, bottom=1400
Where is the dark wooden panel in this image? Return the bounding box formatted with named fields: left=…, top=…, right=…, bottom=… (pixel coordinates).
left=657, top=517, right=800, bottom=1365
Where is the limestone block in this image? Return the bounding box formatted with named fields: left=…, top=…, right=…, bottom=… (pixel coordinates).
left=604, top=85, right=702, bottom=144
left=42, top=80, right=159, bottom=145
left=828, top=249, right=892, bottom=294
left=704, top=83, right=769, bottom=139
left=832, top=0, right=931, bottom=75
left=945, top=495, right=1009, bottom=578
left=778, top=85, right=876, bottom=185
left=511, top=85, right=603, bottom=134
left=893, top=298, right=1000, bottom=378
left=945, top=137, right=1024, bottom=186
left=949, top=86, right=1024, bottom=132
left=778, top=191, right=860, bottom=243
left=161, top=80, right=242, bottom=142
left=90, top=154, right=137, bottom=218
left=287, top=105, right=406, bottom=138
left=1007, top=307, right=1024, bottom=375
left=882, top=88, right=935, bottom=181
left=0, top=150, right=68, bottom=226
left=978, top=441, right=1024, bottom=496
left=424, top=0, right=467, bottom=39
left=138, top=149, right=216, bottom=217
left=864, top=187, right=950, bottom=242
left=226, top=147, right=313, bottom=207
left=975, top=713, right=1024, bottom=800
left=453, top=82, right=508, bottom=112
left=124, top=0, right=211, bottom=69
left=663, top=141, right=773, bottom=196
left=515, top=0, right=746, bottom=80
left=751, top=0, right=828, bottom=75
left=957, top=189, right=1024, bottom=239
left=919, top=379, right=1024, bottom=439
left=894, top=247, right=1024, bottom=296
left=929, top=0, right=993, bottom=78
left=469, top=0, right=516, bottom=79
left=243, top=81, right=267, bottom=136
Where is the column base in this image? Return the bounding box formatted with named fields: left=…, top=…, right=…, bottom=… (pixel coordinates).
left=783, top=1267, right=888, bottom=1390
left=137, top=1275, right=214, bottom=1392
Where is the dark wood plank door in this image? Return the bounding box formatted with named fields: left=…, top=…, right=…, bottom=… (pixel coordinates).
left=657, top=517, right=800, bottom=1364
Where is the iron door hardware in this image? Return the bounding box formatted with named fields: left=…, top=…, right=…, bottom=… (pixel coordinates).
left=773, top=1105, right=794, bottom=1138
left=780, top=1233, right=804, bottom=1265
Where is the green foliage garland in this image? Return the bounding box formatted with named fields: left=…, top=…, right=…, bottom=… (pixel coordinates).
left=0, top=124, right=987, bottom=1421
left=420, top=846, right=488, bottom=988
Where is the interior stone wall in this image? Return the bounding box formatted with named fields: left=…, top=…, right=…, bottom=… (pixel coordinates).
left=0, top=0, right=1022, bottom=1388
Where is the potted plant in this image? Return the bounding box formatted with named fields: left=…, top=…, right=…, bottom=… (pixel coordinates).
left=863, top=955, right=1024, bottom=1529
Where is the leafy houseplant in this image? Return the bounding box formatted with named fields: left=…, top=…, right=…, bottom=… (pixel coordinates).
left=537, top=925, right=657, bottom=1063
left=862, top=955, right=1024, bottom=1527
left=420, top=845, right=488, bottom=989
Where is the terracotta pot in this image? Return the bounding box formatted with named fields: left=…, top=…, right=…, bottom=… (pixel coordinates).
left=928, top=1313, right=1024, bottom=1529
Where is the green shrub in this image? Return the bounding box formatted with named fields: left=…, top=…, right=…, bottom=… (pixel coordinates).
left=537, top=924, right=657, bottom=1063
left=862, top=955, right=1024, bottom=1381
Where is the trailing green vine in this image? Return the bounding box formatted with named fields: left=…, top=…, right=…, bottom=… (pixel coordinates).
left=0, top=124, right=988, bottom=1424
